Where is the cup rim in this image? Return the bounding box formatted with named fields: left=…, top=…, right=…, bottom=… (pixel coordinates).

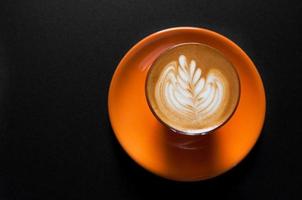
left=145, top=42, right=241, bottom=136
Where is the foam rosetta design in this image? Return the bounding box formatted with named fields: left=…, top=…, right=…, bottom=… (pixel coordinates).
left=155, top=55, right=225, bottom=120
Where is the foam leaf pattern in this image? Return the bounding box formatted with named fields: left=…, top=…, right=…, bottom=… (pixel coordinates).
left=155, top=55, right=225, bottom=119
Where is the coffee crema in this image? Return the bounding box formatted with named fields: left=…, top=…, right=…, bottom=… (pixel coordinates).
left=146, top=43, right=240, bottom=135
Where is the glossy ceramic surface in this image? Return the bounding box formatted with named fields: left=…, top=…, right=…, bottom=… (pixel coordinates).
left=108, top=27, right=266, bottom=181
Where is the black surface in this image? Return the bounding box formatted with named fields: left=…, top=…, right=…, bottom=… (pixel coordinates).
left=0, top=0, right=302, bottom=199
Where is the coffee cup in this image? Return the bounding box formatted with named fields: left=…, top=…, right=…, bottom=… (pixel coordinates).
left=145, top=43, right=240, bottom=135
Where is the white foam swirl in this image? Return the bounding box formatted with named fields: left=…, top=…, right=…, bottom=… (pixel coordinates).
left=155, top=55, right=225, bottom=120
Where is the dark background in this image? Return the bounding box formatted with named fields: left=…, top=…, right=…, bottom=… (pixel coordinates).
left=0, top=0, right=301, bottom=199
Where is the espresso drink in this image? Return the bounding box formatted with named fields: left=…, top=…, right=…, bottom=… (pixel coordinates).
left=146, top=43, right=240, bottom=135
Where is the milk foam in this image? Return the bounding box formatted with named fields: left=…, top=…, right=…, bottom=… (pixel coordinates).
left=155, top=55, right=225, bottom=120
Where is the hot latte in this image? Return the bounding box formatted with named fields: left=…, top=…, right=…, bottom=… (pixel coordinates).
left=146, top=43, right=240, bottom=135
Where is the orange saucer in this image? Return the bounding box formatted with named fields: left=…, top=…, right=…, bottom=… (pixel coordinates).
left=108, top=27, right=266, bottom=181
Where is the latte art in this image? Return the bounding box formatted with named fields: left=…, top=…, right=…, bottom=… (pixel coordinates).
left=146, top=43, right=240, bottom=134
left=155, top=55, right=225, bottom=120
